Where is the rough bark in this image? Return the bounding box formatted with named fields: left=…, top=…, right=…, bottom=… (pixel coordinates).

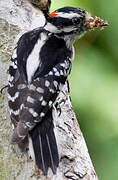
left=0, top=0, right=98, bottom=179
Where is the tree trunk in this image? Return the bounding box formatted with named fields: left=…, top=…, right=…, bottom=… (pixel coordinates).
left=0, top=1, right=98, bottom=179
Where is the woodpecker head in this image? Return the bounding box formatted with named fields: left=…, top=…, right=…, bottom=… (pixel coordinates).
left=45, top=7, right=108, bottom=45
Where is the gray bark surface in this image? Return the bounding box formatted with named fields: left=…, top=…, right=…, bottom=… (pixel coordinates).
left=0, top=1, right=98, bottom=179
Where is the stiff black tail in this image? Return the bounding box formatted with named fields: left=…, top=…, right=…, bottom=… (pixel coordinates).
left=29, top=108, right=59, bottom=175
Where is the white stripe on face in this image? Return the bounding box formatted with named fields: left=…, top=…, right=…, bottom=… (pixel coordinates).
left=57, top=12, right=81, bottom=19
left=44, top=23, right=60, bottom=33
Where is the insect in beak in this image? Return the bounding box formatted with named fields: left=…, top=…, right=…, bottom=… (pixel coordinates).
left=85, top=13, right=109, bottom=30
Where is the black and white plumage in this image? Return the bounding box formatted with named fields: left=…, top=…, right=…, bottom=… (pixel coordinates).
left=7, top=5, right=100, bottom=175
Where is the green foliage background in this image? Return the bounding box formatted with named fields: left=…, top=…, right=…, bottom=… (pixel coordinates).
left=51, top=1, right=118, bottom=180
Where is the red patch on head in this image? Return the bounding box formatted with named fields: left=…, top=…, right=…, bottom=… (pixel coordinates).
left=49, top=11, right=58, bottom=17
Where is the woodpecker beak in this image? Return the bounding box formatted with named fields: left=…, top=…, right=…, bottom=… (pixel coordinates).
left=85, top=13, right=108, bottom=30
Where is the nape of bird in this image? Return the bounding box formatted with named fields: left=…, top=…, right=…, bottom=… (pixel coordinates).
left=7, top=0, right=108, bottom=175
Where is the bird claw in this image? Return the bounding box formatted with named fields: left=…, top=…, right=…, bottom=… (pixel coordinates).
left=54, top=97, right=66, bottom=116
left=0, top=85, right=8, bottom=94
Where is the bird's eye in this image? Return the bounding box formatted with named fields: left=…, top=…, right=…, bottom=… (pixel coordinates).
left=72, top=17, right=81, bottom=25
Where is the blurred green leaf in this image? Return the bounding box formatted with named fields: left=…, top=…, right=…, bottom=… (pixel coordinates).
left=51, top=1, right=118, bottom=179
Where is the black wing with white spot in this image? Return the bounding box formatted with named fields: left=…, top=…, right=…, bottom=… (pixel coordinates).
left=10, top=56, right=72, bottom=142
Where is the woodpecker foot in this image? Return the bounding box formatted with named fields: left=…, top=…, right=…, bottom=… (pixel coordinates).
left=54, top=97, right=66, bottom=116
left=0, top=85, right=8, bottom=94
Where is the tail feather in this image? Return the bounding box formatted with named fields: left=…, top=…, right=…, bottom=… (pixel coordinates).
left=46, top=134, right=56, bottom=173
left=29, top=108, right=59, bottom=175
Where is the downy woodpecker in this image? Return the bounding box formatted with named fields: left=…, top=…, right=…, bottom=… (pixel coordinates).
left=7, top=6, right=108, bottom=175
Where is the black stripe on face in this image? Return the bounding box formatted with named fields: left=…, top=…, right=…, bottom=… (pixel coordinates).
left=49, top=17, right=74, bottom=29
